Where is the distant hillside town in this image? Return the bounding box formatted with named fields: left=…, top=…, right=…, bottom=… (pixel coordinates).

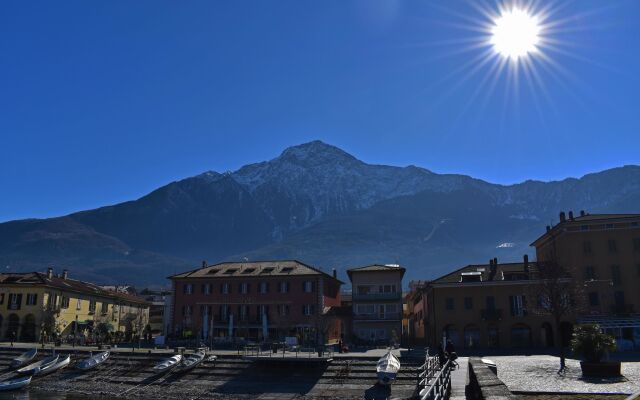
left=1, top=210, right=638, bottom=353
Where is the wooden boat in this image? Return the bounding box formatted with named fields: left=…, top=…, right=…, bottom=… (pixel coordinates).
left=0, top=375, right=32, bottom=392
left=376, top=351, right=401, bottom=385
left=35, top=354, right=71, bottom=376
left=16, top=354, right=59, bottom=376
left=173, top=350, right=205, bottom=374
left=10, top=349, right=37, bottom=369
left=76, top=351, right=110, bottom=371
left=153, top=355, right=182, bottom=374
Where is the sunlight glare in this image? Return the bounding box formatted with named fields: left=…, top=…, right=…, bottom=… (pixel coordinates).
left=491, top=8, right=541, bottom=61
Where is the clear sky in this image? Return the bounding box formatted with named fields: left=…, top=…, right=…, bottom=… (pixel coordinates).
left=2, top=1, right=639, bottom=222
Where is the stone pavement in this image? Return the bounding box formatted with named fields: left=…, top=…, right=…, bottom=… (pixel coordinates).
left=450, top=356, right=468, bottom=400
left=493, top=355, right=640, bottom=394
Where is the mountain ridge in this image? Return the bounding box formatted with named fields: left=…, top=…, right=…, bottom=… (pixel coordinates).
left=1, top=140, right=639, bottom=286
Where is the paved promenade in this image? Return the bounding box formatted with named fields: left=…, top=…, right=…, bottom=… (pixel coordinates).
left=493, top=355, right=640, bottom=395
left=449, top=356, right=468, bottom=400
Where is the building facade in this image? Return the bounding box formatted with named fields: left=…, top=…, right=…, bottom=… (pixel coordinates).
left=0, top=268, right=150, bottom=342
left=347, top=264, right=405, bottom=345
left=425, top=257, right=562, bottom=350
left=532, top=212, right=640, bottom=348
left=169, top=260, right=343, bottom=345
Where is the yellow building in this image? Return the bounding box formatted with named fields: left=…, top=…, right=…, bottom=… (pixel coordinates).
left=0, top=268, right=149, bottom=342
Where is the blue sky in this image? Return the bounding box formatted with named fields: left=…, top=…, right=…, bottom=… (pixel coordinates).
left=1, top=0, right=639, bottom=222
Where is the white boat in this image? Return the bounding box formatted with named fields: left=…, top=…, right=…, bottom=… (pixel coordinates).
left=173, top=350, right=205, bottom=374
left=76, top=351, right=110, bottom=371
left=153, top=355, right=182, bottom=374
left=16, top=354, right=59, bottom=376
left=35, top=354, right=71, bottom=376
left=0, top=376, right=32, bottom=392
left=376, top=351, right=401, bottom=385
left=10, top=349, right=37, bottom=369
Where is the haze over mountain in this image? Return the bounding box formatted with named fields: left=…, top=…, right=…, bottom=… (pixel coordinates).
left=1, top=140, right=639, bottom=287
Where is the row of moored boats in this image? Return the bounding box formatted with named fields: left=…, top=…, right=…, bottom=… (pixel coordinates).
left=0, top=348, right=211, bottom=392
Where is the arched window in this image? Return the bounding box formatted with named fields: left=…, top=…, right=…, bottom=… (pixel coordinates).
left=464, top=325, right=481, bottom=348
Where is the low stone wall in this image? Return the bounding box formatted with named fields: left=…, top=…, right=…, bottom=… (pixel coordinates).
left=467, top=357, right=519, bottom=399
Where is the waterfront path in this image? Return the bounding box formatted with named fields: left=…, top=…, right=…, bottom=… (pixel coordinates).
left=449, top=356, right=468, bottom=400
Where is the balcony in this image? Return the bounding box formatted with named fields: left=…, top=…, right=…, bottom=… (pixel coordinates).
left=353, top=292, right=402, bottom=301
left=353, top=312, right=402, bottom=321
left=481, top=309, right=503, bottom=321
left=610, top=304, right=635, bottom=316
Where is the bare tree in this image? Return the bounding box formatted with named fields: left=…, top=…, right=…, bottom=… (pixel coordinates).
left=528, top=260, right=586, bottom=373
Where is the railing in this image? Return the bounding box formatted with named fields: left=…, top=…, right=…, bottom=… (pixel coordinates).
left=353, top=293, right=402, bottom=301
left=353, top=312, right=402, bottom=320
left=611, top=304, right=635, bottom=315
left=243, top=344, right=334, bottom=359
left=416, top=349, right=452, bottom=400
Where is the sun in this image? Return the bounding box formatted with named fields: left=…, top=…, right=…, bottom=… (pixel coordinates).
left=490, top=8, right=541, bottom=61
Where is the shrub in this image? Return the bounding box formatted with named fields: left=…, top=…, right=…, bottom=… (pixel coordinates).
left=570, top=324, right=616, bottom=363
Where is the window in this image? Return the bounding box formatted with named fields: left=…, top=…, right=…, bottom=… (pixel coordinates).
left=385, top=304, right=397, bottom=313
left=76, top=299, right=82, bottom=311
left=303, top=281, right=314, bottom=293
left=509, top=295, right=526, bottom=317
left=634, top=238, right=640, bottom=252
left=608, top=239, right=618, bottom=253
left=260, top=267, right=275, bottom=274
left=464, top=297, right=473, bottom=310
left=220, top=305, right=229, bottom=321
left=378, top=284, right=396, bottom=293
left=356, top=304, right=375, bottom=314
left=61, top=296, right=70, bottom=309
left=588, top=292, right=600, bottom=307
left=356, top=285, right=371, bottom=295
left=0, top=293, right=4, bottom=305
left=221, top=283, right=230, bottom=294
left=486, top=296, right=496, bottom=310
left=279, top=281, right=289, bottom=293
left=606, top=223, right=615, bottom=230
left=240, top=283, right=249, bottom=294
left=202, top=284, right=211, bottom=295
left=445, top=298, right=454, bottom=311
left=611, top=265, right=621, bottom=285
left=257, top=305, right=269, bottom=321
left=239, top=304, right=249, bottom=321
left=8, top=293, right=22, bottom=310
left=584, top=266, right=596, bottom=280
left=302, top=304, right=315, bottom=316
left=278, top=304, right=290, bottom=316
left=583, top=241, right=592, bottom=254
left=101, top=302, right=108, bottom=314
left=614, top=291, right=625, bottom=307
left=183, top=284, right=193, bottom=295
left=89, top=300, right=96, bottom=313
left=259, top=282, right=269, bottom=294
left=581, top=225, right=589, bottom=231
left=182, top=305, right=192, bottom=316
left=26, top=293, right=38, bottom=306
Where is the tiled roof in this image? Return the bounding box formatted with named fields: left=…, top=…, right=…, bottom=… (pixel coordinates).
left=0, top=272, right=150, bottom=305
left=168, top=260, right=344, bottom=284
left=431, top=262, right=536, bottom=284
left=346, top=264, right=406, bottom=280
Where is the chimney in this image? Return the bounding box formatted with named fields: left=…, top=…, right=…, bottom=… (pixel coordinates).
left=546, top=225, right=551, bottom=232
left=523, top=254, right=529, bottom=272
left=62, top=269, right=68, bottom=280
left=569, top=211, right=574, bottom=220
left=489, top=259, right=497, bottom=280
left=201, top=260, right=207, bottom=269
left=559, top=211, right=566, bottom=223
left=47, top=267, right=53, bottom=279
left=493, top=257, right=498, bottom=266
left=580, top=210, right=586, bottom=217
left=332, top=268, right=337, bottom=279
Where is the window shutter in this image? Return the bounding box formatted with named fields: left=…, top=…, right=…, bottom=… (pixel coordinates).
left=509, top=296, right=514, bottom=316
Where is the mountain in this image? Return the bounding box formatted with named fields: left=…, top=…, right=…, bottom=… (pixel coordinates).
left=1, top=140, right=639, bottom=287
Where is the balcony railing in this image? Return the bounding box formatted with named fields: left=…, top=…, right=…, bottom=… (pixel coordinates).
left=610, top=304, right=635, bottom=316
left=353, top=292, right=402, bottom=301
left=353, top=312, right=402, bottom=321
left=481, top=309, right=503, bottom=321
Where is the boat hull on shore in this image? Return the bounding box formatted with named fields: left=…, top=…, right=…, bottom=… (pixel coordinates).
left=10, top=349, right=37, bottom=369
left=0, top=375, right=32, bottom=392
